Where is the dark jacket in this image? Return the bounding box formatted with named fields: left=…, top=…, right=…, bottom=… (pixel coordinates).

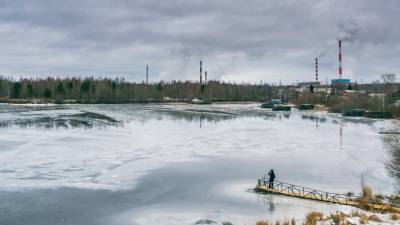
left=268, top=170, right=275, bottom=181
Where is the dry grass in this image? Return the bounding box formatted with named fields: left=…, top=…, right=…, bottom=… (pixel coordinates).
left=367, top=214, right=383, bottom=222
left=359, top=214, right=368, bottom=224
left=256, top=211, right=392, bottom=225
left=330, top=211, right=348, bottom=225
left=256, top=221, right=269, bottom=225
left=356, top=186, right=400, bottom=213
left=257, top=218, right=296, bottom=225
left=304, top=212, right=324, bottom=225
left=283, top=218, right=296, bottom=225
left=350, top=210, right=361, bottom=217
left=358, top=186, right=374, bottom=211
left=362, top=186, right=373, bottom=199
left=391, top=213, right=400, bottom=220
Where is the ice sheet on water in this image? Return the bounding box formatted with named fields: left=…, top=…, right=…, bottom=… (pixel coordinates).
left=0, top=103, right=395, bottom=194
left=0, top=104, right=119, bottom=128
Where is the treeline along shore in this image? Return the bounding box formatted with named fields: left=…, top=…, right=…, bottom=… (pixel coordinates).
left=0, top=76, right=274, bottom=104
left=1, top=76, right=400, bottom=118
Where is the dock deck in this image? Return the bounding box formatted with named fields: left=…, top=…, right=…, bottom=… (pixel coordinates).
left=256, top=179, right=359, bottom=206
left=255, top=178, right=400, bottom=213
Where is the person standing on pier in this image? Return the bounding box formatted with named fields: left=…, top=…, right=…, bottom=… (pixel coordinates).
left=268, top=169, right=275, bottom=189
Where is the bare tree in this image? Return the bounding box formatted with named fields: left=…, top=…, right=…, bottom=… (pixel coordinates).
left=381, top=73, right=397, bottom=103
left=381, top=73, right=396, bottom=84
left=383, top=121, right=400, bottom=190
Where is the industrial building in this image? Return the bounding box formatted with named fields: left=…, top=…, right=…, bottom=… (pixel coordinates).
left=331, top=78, right=350, bottom=87
left=331, top=40, right=351, bottom=89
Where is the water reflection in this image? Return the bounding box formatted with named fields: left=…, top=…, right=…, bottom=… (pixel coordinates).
left=146, top=107, right=236, bottom=124
left=0, top=104, right=70, bottom=113
left=340, top=117, right=343, bottom=149
left=268, top=195, right=275, bottom=212
left=256, top=193, right=278, bottom=213
left=301, top=114, right=327, bottom=124
left=0, top=103, right=381, bottom=130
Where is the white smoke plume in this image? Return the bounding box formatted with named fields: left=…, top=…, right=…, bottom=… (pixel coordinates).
left=314, top=40, right=335, bottom=58
left=337, top=20, right=360, bottom=42
left=314, top=20, right=360, bottom=58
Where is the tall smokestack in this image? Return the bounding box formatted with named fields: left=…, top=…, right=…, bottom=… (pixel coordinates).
left=146, top=65, right=149, bottom=84
left=338, top=39, right=343, bottom=79
left=205, top=71, right=208, bottom=84
left=200, top=60, right=203, bottom=84
left=315, top=58, right=319, bottom=82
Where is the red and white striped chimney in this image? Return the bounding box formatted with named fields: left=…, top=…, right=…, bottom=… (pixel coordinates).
left=338, top=39, right=343, bottom=79
left=315, top=57, right=319, bottom=82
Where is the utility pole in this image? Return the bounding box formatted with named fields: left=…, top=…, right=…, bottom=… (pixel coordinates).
left=146, top=65, right=149, bottom=84
left=382, top=94, right=385, bottom=118
left=200, top=60, right=203, bottom=84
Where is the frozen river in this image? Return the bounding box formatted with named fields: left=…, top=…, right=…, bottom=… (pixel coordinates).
left=0, top=103, right=396, bottom=225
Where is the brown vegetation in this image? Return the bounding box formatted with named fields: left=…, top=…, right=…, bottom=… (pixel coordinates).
left=359, top=214, right=369, bottom=224
left=391, top=213, right=400, bottom=220
left=252, top=210, right=400, bottom=225
left=367, top=214, right=383, bottom=222
left=256, top=221, right=269, bottom=225
left=329, top=211, right=348, bottom=225
left=358, top=186, right=374, bottom=211
left=350, top=210, right=361, bottom=217
left=304, top=212, right=323, bottom=225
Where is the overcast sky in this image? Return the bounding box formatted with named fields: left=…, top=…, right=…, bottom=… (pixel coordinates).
left=0, top=0, right=399, bottom=84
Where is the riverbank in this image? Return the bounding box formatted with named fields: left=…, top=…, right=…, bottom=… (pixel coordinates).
left=250, top=210, right=400, bottom=225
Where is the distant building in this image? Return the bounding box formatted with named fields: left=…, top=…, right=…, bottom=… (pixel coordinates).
left=295, top=81, right=320, bottom=93
left=368, top=93, right=386, bottom=100
left=314, top=87, right=332, bottom=94
left=297, top=81, right=320, bottom=87
left=344, top=89, right=367, bottom=95
left=331, top=79, right=350, bottom=87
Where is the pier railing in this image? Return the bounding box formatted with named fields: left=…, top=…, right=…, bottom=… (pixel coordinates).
left=256, top=178, right=360, bottom=205
left=256, top=177, right=400, bottom=211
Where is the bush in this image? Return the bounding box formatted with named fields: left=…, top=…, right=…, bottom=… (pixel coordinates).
left=359, top=214, right=368, bottom=224
left=330, top=211, right=348, bottom=225
left=391, top=213, right=400, bottom=220
left=304, top=212, right=323, bottom=225
left=256, top=221, right=269, bottom=225
left=362, top=186, right=373, bottom=199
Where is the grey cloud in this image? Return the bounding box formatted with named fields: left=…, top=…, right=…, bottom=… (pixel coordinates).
left=0, top=0, right=399, bottom=83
